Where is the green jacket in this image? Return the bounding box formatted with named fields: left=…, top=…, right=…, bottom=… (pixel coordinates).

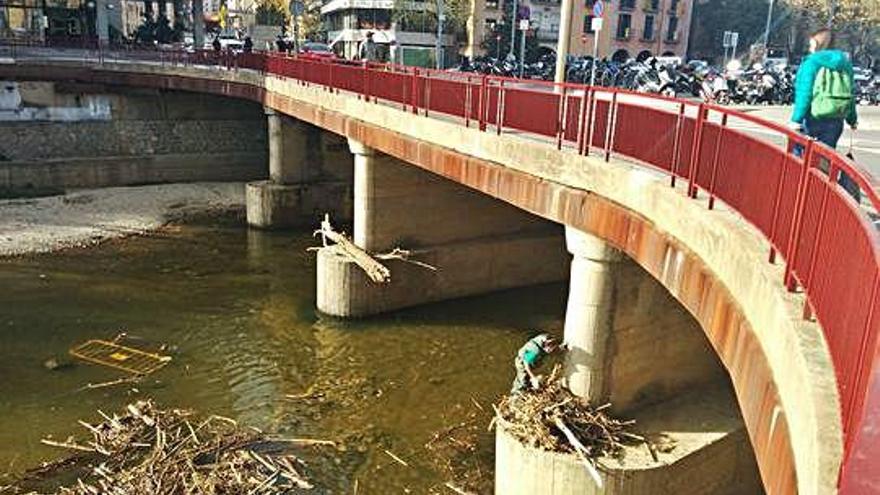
left=791, top=49, right=858, bottom=126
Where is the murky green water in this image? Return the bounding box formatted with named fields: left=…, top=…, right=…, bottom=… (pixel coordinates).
left=0, top=215, right=566, bottom=493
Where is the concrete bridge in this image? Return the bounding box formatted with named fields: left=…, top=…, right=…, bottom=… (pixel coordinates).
left=2, top=46, right=879, bottom=495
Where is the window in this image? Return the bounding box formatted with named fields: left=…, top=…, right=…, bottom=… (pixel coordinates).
left=583, top=14, right=594, bottom=34
left=666, top=15, right=678, bottom=41
left=669, top=0, right=679, bottom=11
left=616, top=13, right=631, bottom=38
left=619, top=0, right=635, bottom=9
left=484, top=18, right=497, bottom=32
left=642, top=14, right=654, bottom=40
left=485, top=0, right=498, bottom=9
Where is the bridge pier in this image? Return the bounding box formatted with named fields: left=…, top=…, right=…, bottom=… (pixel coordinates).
left=316, top=140, right=568, bottom=317
left=246, top=109, right=352, bottom=229
left=496, top=228, right=762, bottom=494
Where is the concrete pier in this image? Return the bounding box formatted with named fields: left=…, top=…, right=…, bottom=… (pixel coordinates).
left=494, top=387, right=762, bottom=495
left=246, top=110, right=352, bottom=229
left=316, top=139, right=568, bottom=317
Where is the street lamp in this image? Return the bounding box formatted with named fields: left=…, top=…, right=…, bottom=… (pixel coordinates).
left=762, top=0, right=774, bottom=49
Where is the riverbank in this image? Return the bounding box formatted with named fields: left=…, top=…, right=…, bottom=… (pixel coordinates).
left=0, top=182, right=245, bottom=257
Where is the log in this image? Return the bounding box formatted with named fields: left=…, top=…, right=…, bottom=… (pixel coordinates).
left=316, top=215, right=391, bottom=283
left=553, top=417, right=603, bottom=489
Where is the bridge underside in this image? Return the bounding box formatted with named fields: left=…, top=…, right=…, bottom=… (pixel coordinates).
left=0, top=60, right=843, bottom=495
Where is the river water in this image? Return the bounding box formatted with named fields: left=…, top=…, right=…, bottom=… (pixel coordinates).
left=0, top=215, right=566, bottom=493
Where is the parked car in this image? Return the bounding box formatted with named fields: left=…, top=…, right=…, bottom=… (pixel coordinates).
left=298, top=42, right=336, bottom=60
left=204, top=34, right=243, bottom=53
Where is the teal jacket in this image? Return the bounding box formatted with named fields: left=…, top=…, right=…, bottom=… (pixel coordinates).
left=791, top=49, right=858, bottom=126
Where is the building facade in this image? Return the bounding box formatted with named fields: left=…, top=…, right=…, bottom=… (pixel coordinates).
left=322, top=0, right=456, bottom=66
left=466, top=0, right=692, bottom=61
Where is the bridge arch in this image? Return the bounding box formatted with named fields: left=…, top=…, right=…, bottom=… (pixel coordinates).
left=1, top=52, right=867, bottom=494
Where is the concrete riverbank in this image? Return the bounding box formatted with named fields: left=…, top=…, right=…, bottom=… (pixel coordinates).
left=0, top=182, right=245, bottom=256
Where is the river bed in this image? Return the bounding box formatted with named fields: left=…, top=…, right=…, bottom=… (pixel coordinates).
left=0, top=214, right=566, bottom=493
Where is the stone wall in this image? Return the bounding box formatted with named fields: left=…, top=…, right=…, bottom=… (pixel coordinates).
left=0, top=84, right=267, bottom=194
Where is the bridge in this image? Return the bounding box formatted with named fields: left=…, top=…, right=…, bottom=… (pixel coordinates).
left=1, top=45, right=878, bottom=495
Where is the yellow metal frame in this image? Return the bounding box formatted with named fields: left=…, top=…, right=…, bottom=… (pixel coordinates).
left=69, top=339, right=172, bottom=375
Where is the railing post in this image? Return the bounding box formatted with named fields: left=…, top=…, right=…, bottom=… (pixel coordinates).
left=411, top=68, right=419, bottom=114
left=670, top=102, right=686, bottom=187
left=604, top=91, right=618, bottom=162
left=585, top=87, right=599, bottom=157
left=686, top=104, right=707, bottom=199
left=845, top=273, right=880, bottom=445
left=576, top=86, right=591, bottom=156
left=496, top=79, right=505, bottom=136
left=802, top=156, right=838, bottom=296
left=707, top=113, right=728, bottom=210
left=556, top=86, right=567, bottom=150
left=465, top=75, right=472, bottom=128
left=768, top=139, right=792, bottom=264
left=784, top=139, right=815, bottom=291
left=478, top=75, right=488, bottom=132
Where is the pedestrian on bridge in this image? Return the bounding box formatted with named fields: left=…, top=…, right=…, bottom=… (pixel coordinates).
left=511, top=333, right=563, bottom=394
left=789, top=28, right=859, bottom=199
left=358, top=32, right=379, bottom=62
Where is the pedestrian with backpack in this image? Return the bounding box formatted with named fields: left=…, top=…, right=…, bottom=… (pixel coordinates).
left=789, top=28, right=859, bottom=200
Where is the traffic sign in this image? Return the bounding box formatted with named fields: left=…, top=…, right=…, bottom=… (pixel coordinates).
left=591, top=17, right=603, bottom=31
left=592, top=0, right=604, bottom=18
left=289, top=0, right=304, bottom=16
left=518, top=19, right=530, bottom=30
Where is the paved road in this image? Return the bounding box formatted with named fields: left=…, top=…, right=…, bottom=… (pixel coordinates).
left=734, top=105, right=880, bottom=178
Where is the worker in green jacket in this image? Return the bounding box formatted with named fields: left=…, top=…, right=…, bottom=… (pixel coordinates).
left=789, top=28, right=859, bottom=199
left=511, top=333, right=563, bottom=394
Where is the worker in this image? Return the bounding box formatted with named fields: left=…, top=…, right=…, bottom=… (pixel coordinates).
left=511, top=333, right=563, bottom=394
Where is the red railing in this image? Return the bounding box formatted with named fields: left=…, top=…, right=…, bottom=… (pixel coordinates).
left=4, top=45, right=880, bottom=491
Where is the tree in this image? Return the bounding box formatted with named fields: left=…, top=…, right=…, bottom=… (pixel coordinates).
left=479, top=0, right=542, bottom=62
left=783, top=0, right=880, bottom=64
left=255, top=0, right=288, bottom=26
left=688, top=0, right=796, bottom=63
left=392, top=0, right=470, bottom=41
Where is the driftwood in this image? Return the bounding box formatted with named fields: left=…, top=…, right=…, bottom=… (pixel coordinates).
left=314, top=215, right=391, bottom=283
left=15, top=400, right=315, bottom=494
left=496, top=365, right=645, bottom=486
left=313, top=215, right=437, bottom=282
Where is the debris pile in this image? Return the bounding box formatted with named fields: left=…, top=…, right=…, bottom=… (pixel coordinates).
left=495, top=367, right=644, bottom=486
left=19, top=400, right=314, bottom=494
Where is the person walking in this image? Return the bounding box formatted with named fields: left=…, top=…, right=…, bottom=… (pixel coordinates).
left=358, top=31, right=379, bottom=62
left=789, top=28, right=859, bottom=199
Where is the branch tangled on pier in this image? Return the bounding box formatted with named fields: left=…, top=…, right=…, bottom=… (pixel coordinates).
left=494, top=367, right=644, bottom=486
left=15, top=400, right=314, bottom=494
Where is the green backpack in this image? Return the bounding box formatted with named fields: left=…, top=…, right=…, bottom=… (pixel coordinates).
left=811, top=67, right=853, bottom=119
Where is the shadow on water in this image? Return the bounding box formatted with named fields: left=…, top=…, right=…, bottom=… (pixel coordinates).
left=0, top=216, right=567, bottom=493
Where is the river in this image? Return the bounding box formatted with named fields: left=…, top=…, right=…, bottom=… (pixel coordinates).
left=0, top=214, right=566, bottom=493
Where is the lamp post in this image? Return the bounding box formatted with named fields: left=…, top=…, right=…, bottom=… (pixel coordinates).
left=762, top=0, right=774, bottom=48
left=508, top=0, right=517, bottom=58
left=553, top=0, right=573, bottom=84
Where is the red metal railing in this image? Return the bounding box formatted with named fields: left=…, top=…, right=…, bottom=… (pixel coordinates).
left=4, top=45, right=880, bottom=491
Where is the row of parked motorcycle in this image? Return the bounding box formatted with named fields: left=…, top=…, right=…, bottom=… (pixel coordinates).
left=454, top=55, right=880, bottom=106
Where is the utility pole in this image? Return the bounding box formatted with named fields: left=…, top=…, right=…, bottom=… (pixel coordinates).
left=436, top=0, right=444, bottom=68
left=508, top=0, right=517, bottom=58
left=762, top=0, right=774, bottom=48
left=553, top=0, right=573, bottom=83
